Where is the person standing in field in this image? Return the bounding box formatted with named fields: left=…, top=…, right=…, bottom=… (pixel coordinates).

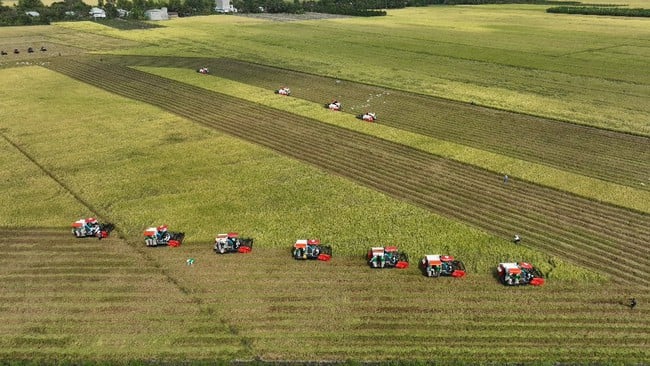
left=630, top=298, right=637, bottom=309
left=504, top=174, right=509, bottom=184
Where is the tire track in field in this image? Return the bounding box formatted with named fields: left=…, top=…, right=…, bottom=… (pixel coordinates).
left=0, top=229, right=250, bottom=359
left=3, top=232, right=648, bottom=362
left=0, top=131, right=256, bottom=358
left=100, top=55, right=650, bottom=191
left=43, top=59, right=650, bottom=286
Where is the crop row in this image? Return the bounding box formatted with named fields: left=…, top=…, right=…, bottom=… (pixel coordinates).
left=102, top=55, right=650, bottom=191
left=1, top=230, right=647, bottom=362
left=43, top=58, right=650, bottom=286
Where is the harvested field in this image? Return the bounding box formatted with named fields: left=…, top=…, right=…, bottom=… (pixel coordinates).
left=0, top=228, right=247, bottom=361
left=100, top=55, right=650, bottom=191
left=42, top=57, right=650, bottom=286
left=0, top=228, right=647, bottom=362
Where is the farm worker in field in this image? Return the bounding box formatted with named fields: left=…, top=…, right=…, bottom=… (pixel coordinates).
left=504, top=174, right=509, bottom=184
left=513, top=234, right=521, bottom=244
left=630, top=298, right=637, bottom=309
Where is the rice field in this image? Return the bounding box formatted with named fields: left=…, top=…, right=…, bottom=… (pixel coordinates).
left=0, top=4, right=648, bottom=364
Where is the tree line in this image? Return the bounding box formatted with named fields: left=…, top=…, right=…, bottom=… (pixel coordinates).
left=1, top=0, right=648, bottom=26
left=547, top=6, right=650, bottom=17
left=0, top=0, right=393, bottom=24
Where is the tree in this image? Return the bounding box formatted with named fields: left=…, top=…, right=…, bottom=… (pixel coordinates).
left=184, top=0, right=212, bottom=14
left=165, top=0, right=182, bottom=12
left=104, top=0, right=118, bottom=17
left=116, top=0, right=132, bottom=10
left=17, top=0, right=44, bottom=10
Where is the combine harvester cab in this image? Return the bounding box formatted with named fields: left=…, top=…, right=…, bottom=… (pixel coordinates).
left=356, top=112, right=377, bottom=122
left=419, top=255, right=466, bottom=278
left=71, top=217, right=114, bottom=240
left=275, top=87, right=291, bottom=96
left=144, top=225, right=184, bottom=247
left=367, top=246, right=409, bottom=269
left=325, top=101, right=341, bottom=111
left=214, top=232, right=253, bottom=254
left=293, top=239, right=332, bottom=261
left=497, top=262, right=544, bottom=286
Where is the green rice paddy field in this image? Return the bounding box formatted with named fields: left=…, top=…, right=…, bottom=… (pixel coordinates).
left=0, top=4, right=648, bottom=365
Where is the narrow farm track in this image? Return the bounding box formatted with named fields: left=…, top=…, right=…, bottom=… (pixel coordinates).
left=103, top=55, right=650, bottom=191
left=43, top=59, right=650, bottom=286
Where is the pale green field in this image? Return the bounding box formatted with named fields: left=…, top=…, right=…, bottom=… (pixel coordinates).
left=54, top=5, right=650, bottom=136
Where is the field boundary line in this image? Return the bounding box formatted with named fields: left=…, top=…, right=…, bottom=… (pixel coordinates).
left=0, top=129, right=257, bottom=358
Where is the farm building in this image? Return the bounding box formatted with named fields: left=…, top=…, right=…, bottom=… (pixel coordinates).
left=145, top=7, right=169, bottom=21
left=215, top=0, right=237, bottom=13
